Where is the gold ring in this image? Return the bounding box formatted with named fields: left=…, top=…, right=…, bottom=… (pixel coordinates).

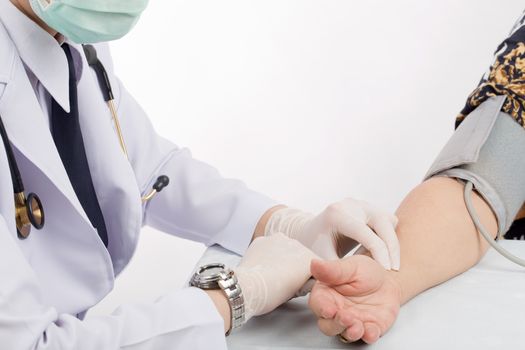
left=338, top=333, right=350, bottom=343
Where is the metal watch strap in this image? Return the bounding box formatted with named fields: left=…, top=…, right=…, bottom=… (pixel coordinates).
left=218, top=271, right=245, bottom=335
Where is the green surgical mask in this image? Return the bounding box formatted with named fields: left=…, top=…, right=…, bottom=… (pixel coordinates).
left=29, top=0, right=149, bottom=44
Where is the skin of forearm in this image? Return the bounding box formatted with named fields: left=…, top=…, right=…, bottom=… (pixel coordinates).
left=252, top=205, right=287, bottom=241
left=205, top=289, right=232, bottom=333
left=389, top=176, right=498, bottom=304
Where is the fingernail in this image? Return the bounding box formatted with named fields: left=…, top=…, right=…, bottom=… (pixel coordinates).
left=392, top=256, right=400, bottom=271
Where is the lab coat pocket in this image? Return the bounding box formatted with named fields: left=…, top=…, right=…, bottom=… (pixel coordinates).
left=424, top=95, right=507, bottom=180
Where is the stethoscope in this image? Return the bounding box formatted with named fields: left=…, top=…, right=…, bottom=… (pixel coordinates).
left=0, top=116, right=44, bottom=239
left=0, top=44, right=170, bottom=239
left=82, top=44, right=170, bottom=201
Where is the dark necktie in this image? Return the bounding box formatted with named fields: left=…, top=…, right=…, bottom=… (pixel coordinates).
left=51, top=44, right=109, bottom=247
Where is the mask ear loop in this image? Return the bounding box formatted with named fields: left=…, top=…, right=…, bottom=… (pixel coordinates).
left=464, top=181, right=525, bottom=267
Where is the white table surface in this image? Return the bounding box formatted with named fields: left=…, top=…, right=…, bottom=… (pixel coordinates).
left=195, top=241, right=525, bottom=350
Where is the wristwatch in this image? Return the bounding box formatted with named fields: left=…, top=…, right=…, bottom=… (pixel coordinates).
left=189, top=263, right=245, bottom=335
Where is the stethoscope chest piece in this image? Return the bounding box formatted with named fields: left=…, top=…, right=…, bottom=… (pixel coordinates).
left=15, top=192, right=44, bottom=239
left=0, top=111, right=45, bottom=240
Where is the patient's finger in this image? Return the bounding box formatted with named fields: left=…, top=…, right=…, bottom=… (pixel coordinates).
left=361, top=322, right=381, bottom=344
left=337, top=308, right=383, bottom=344
left=317, top=318, right=346, bottom=336
left=336, top=307, right=361, bottom=323
left=340, top=321, right=365, bottom=342
left=334, top=310, right=364, bottom=342
left=308, top=287, right=338, bottom=319
left=337, top=305, right=370, bottom=325
left=310, top=259, right=358, bottom=286
left=318, top=311, right=365, bottom=339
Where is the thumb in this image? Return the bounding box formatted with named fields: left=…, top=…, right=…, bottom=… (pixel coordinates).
left=310, top=258, right=358, bottom=286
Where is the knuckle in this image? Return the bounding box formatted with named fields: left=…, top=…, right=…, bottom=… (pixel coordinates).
left=324, top=203, right=344, bottom=221
left=326, top=202, right=344, bottom=214
left=368, top=212, right=388, bottom=224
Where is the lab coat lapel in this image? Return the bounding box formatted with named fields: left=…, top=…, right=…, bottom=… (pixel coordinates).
left=0, top=44, right=143, bottom=277
left=0, top=52, right=92, bottom=226
left=0, top=53, right=117, bottom=314
left=76, top=49, right=143, bottom=276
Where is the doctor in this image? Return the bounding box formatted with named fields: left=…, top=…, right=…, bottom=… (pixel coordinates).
left=0, top=0, right=400, bottom=349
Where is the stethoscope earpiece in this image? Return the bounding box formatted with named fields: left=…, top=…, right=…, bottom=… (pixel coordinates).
left=82, top=44, right=170, bottom=204
left=142, top=175, right=170, bottom=202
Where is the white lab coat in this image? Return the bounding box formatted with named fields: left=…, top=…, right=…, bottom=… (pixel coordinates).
left=0, top=4, right=276, bottom=350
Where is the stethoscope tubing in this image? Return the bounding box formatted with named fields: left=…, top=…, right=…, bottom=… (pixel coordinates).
left=0, top=44, right=169, bottom=239
left=0, top=113, right=24, bottom=194
left=83, top=44, right=169, bottom=202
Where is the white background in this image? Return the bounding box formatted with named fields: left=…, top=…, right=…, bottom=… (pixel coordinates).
left=90, top=0, right=524, bottom=315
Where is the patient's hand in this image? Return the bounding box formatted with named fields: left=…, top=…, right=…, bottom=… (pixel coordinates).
left=308, top=255, right=401, bottom=344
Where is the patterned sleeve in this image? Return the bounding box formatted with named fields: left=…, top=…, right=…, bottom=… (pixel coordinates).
left=456, top=10, right=525, bottom=128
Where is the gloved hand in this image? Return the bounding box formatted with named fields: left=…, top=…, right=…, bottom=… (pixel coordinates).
left=234, top=233, right=319, bottom=321
left=264, top=199, right=400, bottom=270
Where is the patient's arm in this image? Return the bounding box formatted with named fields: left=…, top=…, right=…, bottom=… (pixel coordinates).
left=389, top=176, right=497, bottom=303
left=309, top=176, right=498, bottom=343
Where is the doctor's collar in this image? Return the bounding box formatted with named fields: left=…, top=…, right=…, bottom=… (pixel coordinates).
left=0, top=0, right=83, bottom=113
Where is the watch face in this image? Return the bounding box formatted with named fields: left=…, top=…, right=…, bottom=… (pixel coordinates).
left=200, top=265, right=226, bottom=279
left=191, top=263, right=228, bottom=289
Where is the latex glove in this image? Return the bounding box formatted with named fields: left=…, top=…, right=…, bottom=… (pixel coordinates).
left=234, top=233, right=319, bottom=321
left=308, top=256, right=402, bottom=344
left=265, top=199, right=400, bottom=270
